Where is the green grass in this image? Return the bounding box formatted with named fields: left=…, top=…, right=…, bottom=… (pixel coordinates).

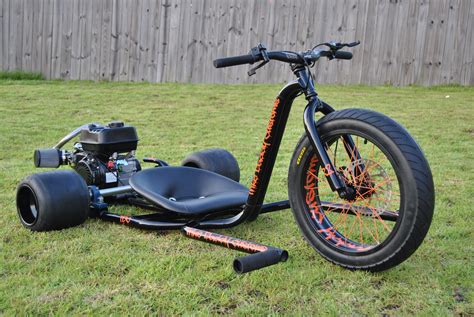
left=0, top=80, right=472, bottom=315
left=0, top=70, right=44, bottom=81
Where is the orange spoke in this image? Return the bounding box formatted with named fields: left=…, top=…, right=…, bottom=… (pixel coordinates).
left=313, top=133, right=401, bottom=249
left=329, top=203, right=351, bottom=228
left=373, top=216, right=380, bottom=242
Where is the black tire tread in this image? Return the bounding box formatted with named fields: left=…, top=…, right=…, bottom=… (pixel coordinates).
left=16, top=170, right=90, bottom=232
left=181, top=148, right=240, bottom=182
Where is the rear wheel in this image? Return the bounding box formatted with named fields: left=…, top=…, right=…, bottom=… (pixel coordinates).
left=16, top=170, right=90, bottom=231
left=182, top=148, right=240, bottom=182
left=288, top=109, right=434, bottom=271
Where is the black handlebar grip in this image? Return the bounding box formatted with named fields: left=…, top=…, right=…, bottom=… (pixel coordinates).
left=233, top=249, right=288, bottom=274
left=213, top=54, right=256, bottom=68
left=334, top=51, right=353, bottom=60
left=34, top=149, right=62, bottom=168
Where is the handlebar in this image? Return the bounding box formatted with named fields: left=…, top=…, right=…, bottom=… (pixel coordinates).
left=213, top=54, right=258, bottom=68
left=213, top=41, right=359, bottom=71
left=334, top=51, right=353, bottom=60
left=214, top=51, right=303, bottom=69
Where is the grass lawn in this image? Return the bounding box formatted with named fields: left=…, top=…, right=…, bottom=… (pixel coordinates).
left=0, top=79, right=472, bottom=315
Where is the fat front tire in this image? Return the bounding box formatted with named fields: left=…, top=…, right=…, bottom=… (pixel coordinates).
left=16, top=170, right=90, bottom=231
left=182, top=148, right=240, bottom=182
left=288, top=109, right=434, bottom=271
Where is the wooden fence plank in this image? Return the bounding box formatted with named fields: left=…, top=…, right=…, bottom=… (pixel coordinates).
left=89, top=0, right=102, bottom=80
left=109, top=0, right=119, bottom=80
left=460, top=0, right=473, bottom=85
left=146, top=0, right=158, bottom=82
left=467, top=0, right=473, bottom=85
left=41, top=0, right=53, bottom=79
left=177, top=0, right=192, bottom=82
left=396, top=0, right=417, bottom=86
left=129, top=0, right=140, bottom=81
left=337, top=0, right=358, bottom=85
left=70, top=0, right=81, bottom=79
left=1, top=0, right=10, bottom=71
left=373, top=0, right=390, bottom=85
left=164, top=0, right=180, bottom=82
left=79, top=0, right=92, bottom=80
left=441, top=0, right=460, bottom=84
left=136, top=0, right=149, bottom=82
left=0, top=0, right=4, bottom=70
left=117, top=0, right=129, bottom=81
left=200, top=0, right=214, bottom=83
left=9, top=0, right=23, bottom=71
left=156, top=0, right=170, bottom=83
left=21, top=0, right=34, bottom=72
left=428, top=0, right=449, bottom=85
left=31, top=0, right=43, bottom=74
left=99, top=0, right=113, bottom=80
left=415, top=0, right=431, bottom=85
left=359, top=0, right=377, bottom=84
left=50, top=0, right=62, bottom=78
left=59, top=0, right=73, bottom=79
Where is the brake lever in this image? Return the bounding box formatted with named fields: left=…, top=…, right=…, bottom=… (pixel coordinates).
left=346, top=41, right=361, bottom=47
left=248, top=43, right=269, bottom=76
left=328, top=40, right=360, bottom=50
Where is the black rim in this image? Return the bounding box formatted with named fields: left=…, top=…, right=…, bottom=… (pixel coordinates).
left=17, top=185, right=39, bottom=226
left=299, top=130, right=403, bottom=255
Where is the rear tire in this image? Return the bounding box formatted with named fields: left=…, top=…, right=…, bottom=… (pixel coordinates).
left=16, top=170, right=90, bottom=231
left=182, top=148, right=240, bottom=182
left=288, top=109, right=434, bottom=271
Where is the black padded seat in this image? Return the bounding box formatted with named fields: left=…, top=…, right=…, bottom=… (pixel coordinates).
left=129, top=167, right=249, bottom=215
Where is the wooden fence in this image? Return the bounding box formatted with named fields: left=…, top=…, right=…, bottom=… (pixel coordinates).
left=0, top=0, right=472, bottom=85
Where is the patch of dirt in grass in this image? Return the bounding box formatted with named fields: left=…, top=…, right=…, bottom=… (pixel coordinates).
left=371, top=279, right=384, bottom=290
left=453, top=287, right=466, bottom=303
left=84, top=288, right=122, bottom=305
left=18, top=253, right=34, bottom=261
left=462, top=128, right=474, bottom=136
left=216, top=281, right=230, bottom=289
left=247, top=289, right=266, bottom=298
left=213, top=303, right=237, bottom=315
left=37, top=290, right=69, bottom=304
left=269, top=304, right=286, bottom=314
left=381, top=304, right=401, bottom=316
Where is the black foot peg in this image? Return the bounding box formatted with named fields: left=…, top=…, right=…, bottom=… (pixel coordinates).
left=233, top=249, right=288, bottom=274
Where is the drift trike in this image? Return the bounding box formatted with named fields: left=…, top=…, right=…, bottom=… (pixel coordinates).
left=16, top=41, right=434, bottom=273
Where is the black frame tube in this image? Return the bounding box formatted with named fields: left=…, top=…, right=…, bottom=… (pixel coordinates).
left=260, top=200, right=290, bottom=214
left=320, top=201, right=398, bottom=222
left=100, top=211, right=186, bottom=229
left=243, top=81, right=302, bottom=220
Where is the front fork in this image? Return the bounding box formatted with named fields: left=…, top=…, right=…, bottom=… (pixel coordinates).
left=303, top=99, right=363, bottom=199
left=297, top=67, right=363, bottom=199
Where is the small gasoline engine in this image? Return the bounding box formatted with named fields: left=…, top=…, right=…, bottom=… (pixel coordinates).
left=33, top=121, right=141, bottom=189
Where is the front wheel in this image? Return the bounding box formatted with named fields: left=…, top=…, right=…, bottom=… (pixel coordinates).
left=288, top=109, right=434, bottom=271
